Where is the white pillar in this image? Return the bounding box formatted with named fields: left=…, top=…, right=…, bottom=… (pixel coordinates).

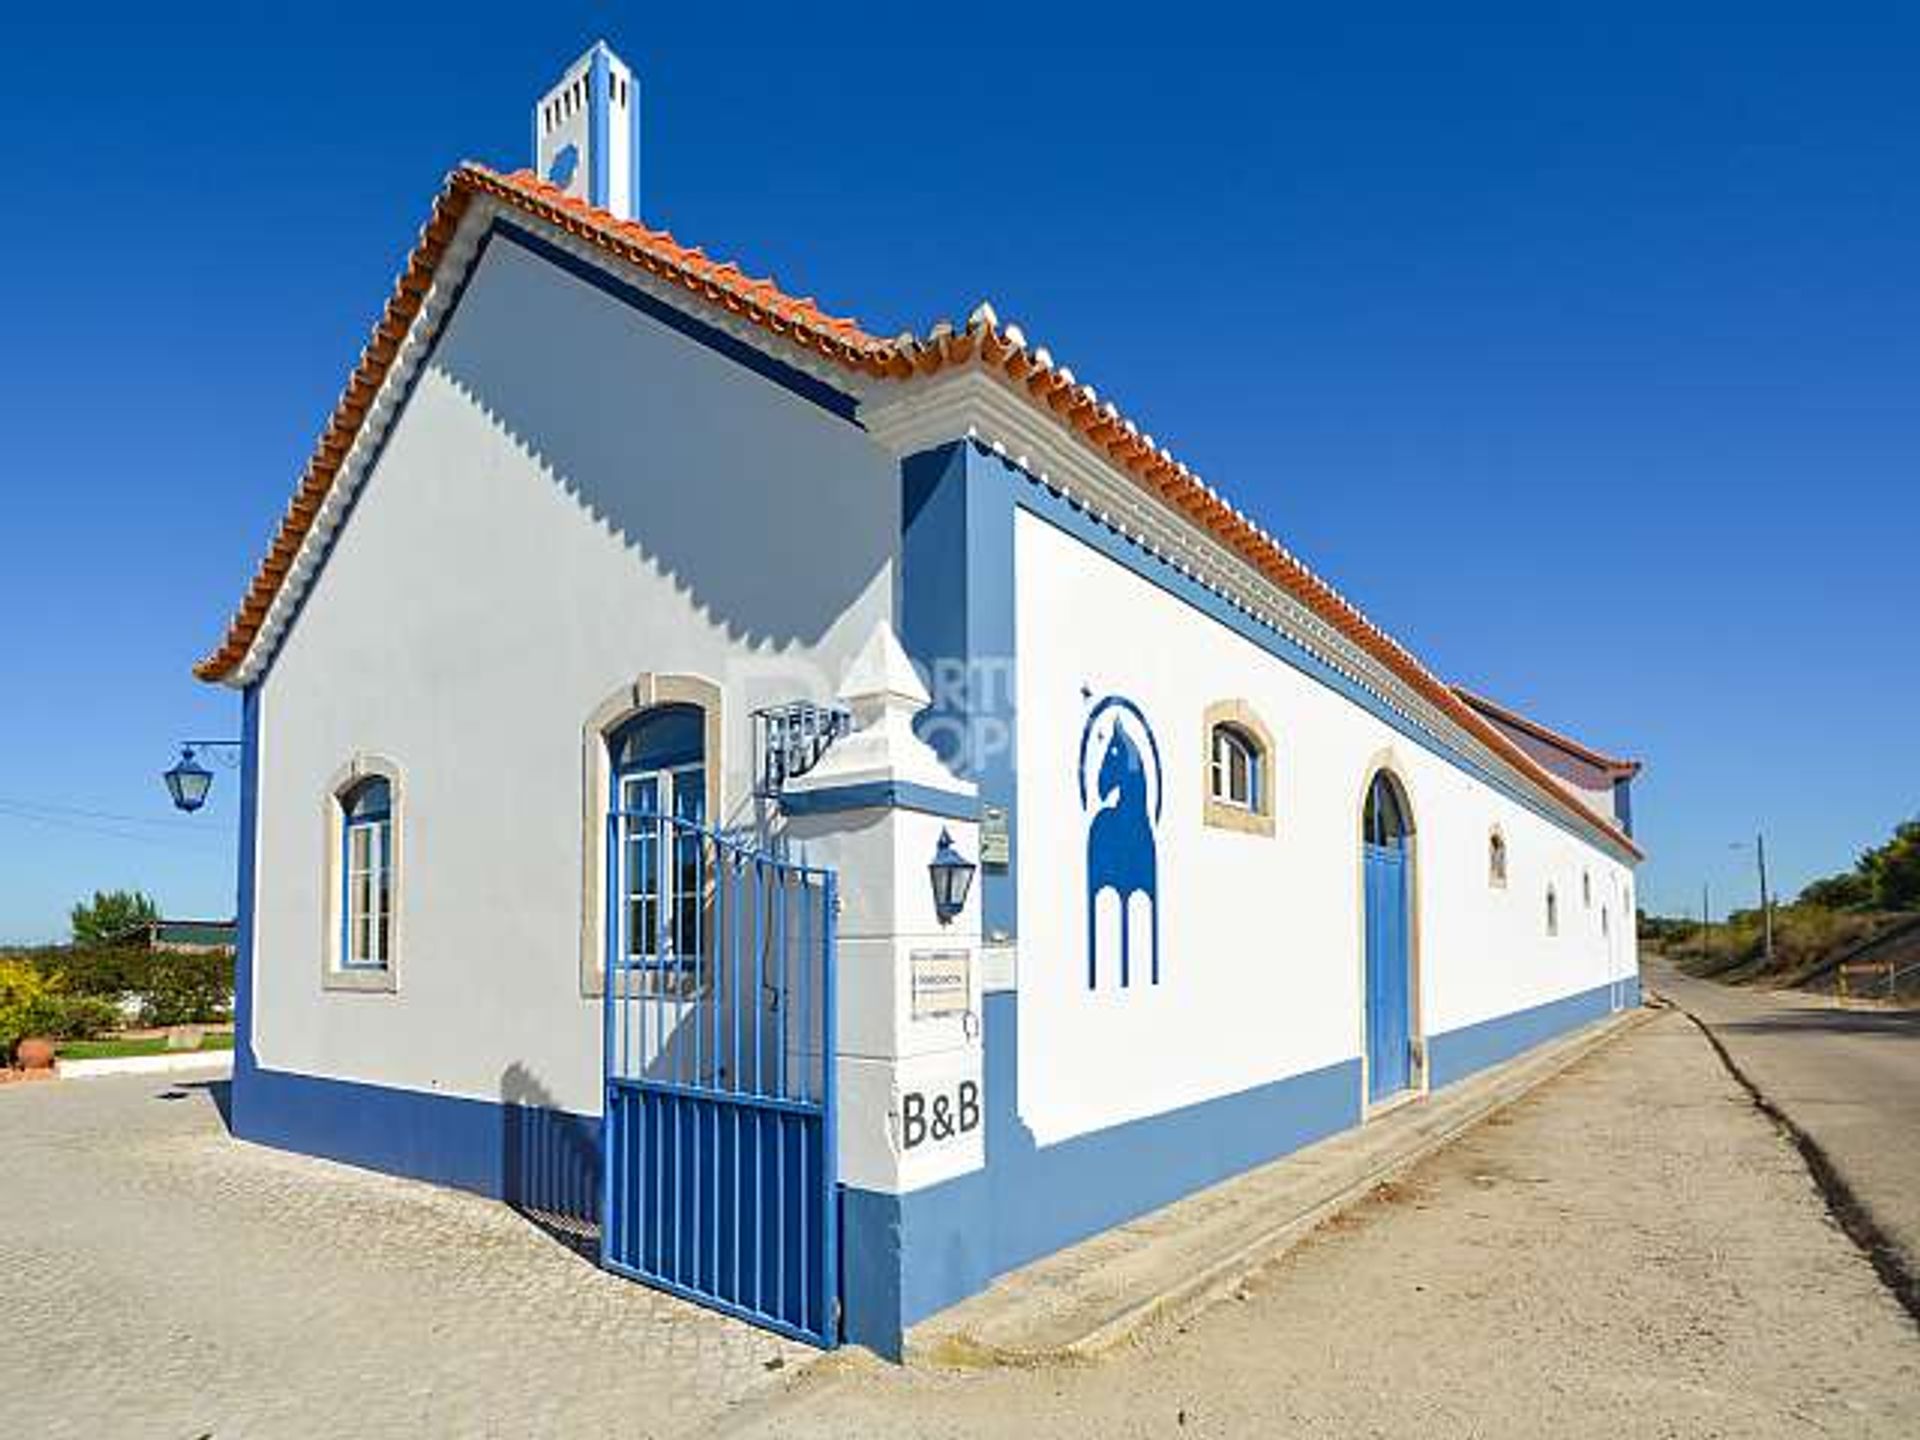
left=781, top=621, right=986, bottom=1351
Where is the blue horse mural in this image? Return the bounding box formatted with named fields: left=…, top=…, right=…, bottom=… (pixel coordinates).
left=1079, top=696, right=1162, bottom=989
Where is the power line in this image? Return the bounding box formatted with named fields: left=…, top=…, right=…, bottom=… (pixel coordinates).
left=0, top=805, right=234, bottom=851
left=0, top=795, right=233, bottom=832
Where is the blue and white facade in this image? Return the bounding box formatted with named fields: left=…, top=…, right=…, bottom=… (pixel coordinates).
left=207, top=47, right=1641, bottom=1358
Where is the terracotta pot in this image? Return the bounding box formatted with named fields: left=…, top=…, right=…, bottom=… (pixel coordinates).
left=14, top=1036, right=56, bottom=1071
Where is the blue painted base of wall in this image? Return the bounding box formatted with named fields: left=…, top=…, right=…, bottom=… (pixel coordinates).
left=226, top=971, right=1644, bottom=1357
left=844, top=973, right=1645, bottom=1356
left=1426, top=978, right=1627, bottom=1090
left=841, top=991, right=1362, bottom=1356
left=232, top=1063, right=601, bottom=1223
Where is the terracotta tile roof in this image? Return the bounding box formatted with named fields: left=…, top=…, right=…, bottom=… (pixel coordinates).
left=196, top=163, right=1641, bottom=859
left=1451, top=687, right=1642, bottom=779
left=874, top=309, right=1641, bottom=855
left=474, top=168, right=889, bottom=359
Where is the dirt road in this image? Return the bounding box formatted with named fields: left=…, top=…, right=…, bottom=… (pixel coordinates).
left=713, top=1011, right=1919, bottom=1439
left=1649, top=956, right=1920, bottom=1286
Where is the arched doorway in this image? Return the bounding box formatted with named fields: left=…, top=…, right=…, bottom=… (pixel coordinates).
left=1362, top=769, right=1417, bottom=1103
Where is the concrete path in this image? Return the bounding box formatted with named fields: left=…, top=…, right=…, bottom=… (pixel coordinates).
left=913, top=1007, right=1649, bottom=1363
left=714, top=1011, right=1919, bottom=1439
left=1648, top=957, right=1920, bottom=1290
left=0, top=1073, right=805, bottom=1439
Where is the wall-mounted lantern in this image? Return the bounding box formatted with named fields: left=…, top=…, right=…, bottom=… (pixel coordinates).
left=162, top=740, right=242, bottom=813
left=929, top=829, right=977, bottom=924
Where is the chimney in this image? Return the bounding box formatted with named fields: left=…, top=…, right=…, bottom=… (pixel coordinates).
left=532, top=41, right=639, bottom=221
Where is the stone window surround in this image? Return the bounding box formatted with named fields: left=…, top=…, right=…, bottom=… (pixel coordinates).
left=1201, top=699, right=1276, bottom=837
left=578, top=673, right=724, bottom=998
left=321, top=753, right=404, bottom=994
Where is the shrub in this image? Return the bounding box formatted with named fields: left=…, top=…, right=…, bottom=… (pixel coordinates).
left=1800, top=872, right=1872, bottom=910
left=0, top=959, right=54, bottom=1062
left=23, top=944, right=146, bottom=1001
left=136, top=950, right=233, bottom=1027
left=37, top=993, right=124, bottom=1040
left=1706, top=902, right=1886, bottom=974
left=7, top=944, right=232, bottom=1026
left=1637, top=912, right=1698, bottom=949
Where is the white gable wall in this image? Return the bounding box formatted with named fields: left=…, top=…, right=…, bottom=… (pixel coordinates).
left=250, top=234, right=896, bottom=1115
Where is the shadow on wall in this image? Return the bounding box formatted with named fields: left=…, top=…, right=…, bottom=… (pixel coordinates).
left=432, top=231, right=896, bottom=654
left=501, top=1061, right=601, bottom=1256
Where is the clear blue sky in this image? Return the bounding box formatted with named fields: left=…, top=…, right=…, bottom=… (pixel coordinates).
left=1, top=3, right=1914, bottom=941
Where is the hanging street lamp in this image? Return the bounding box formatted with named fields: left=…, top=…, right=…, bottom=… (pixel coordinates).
left=162, top=740, right=244, bottom=813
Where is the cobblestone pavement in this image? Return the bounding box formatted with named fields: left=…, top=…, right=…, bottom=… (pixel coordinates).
left=0, top=1074, right=807, bottom=1439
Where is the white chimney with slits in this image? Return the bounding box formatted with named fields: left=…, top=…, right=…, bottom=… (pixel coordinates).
left=532, top=41, right=639, bottom=221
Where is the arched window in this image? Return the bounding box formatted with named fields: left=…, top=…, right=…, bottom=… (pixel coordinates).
left=1488, top=828, right=1509, bottom=888
left=579, top=674, right=722, bottom=997
left=1362, top=770, right=1413, bottom=849
left=1201, top=701, right=1275, bottom=836
left=340, top=775, right=393, bottom=971
left=609, top=705, right=705, bottom=798
left=1546, top=885, right=1560, bottom=937
left=609, top=705, right=707, bottom=970
left=1582, top=870, right=1592, bottom=908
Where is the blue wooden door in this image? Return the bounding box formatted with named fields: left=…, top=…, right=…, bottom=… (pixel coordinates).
left=603, top=808, right=839, bottom=1346
left=1364, top=841, right=1413, bottom=1101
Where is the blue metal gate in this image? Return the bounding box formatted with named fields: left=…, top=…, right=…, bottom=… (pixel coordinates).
left=1364, top=842, right=1413, bottom=1101
left=602, top=809, right=838, bottom=1346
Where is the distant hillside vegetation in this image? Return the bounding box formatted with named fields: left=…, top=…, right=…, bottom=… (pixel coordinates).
left=1640, top=816, right=1920, bottom=999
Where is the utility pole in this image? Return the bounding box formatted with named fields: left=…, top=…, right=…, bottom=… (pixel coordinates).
left=1755, top=833, right=1775, bottom=969
left=1731, top=835, right=1777, bottom=968
left=1701, top=882, right=1712, bottom=964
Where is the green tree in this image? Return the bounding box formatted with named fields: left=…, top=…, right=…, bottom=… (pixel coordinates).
left=1862, top=820, right=1920, bottom=911
left=69, top=890, right=159, bottom=948
left=1799, top=871, right=1872, bottom=910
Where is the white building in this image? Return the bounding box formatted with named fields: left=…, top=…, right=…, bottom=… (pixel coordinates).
left=196, top=44, right=1642, bottom=1355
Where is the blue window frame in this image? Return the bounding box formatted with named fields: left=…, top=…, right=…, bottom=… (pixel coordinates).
left=340, top=777, right=392, bottom=970
left=610, top=706, right=707, bottom=971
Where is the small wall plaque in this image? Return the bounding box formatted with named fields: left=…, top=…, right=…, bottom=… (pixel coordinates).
left=981, top=804, right=1011, bottom=868
left=910, top=948, right=971, bottom=1020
